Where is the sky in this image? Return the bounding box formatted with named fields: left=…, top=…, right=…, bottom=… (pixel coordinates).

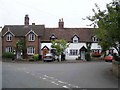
left=0, top=0, right=112, bottom=28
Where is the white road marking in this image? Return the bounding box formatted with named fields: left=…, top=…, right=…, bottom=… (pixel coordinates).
left=62, top=85, right=69, bottom=88
left=51, top=81, right=59, bottom=85
left=44, top=75, right=49, bottom=78
left=42, top=78, right=46, bottom=80
left=58, top=80, right=65, bottom=83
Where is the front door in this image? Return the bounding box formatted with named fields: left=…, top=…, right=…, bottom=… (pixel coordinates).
left=42, top=49, right=49, bottom=59
left=81, top=51, right=85, bottom=60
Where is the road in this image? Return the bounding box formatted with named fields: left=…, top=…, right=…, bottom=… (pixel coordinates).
left=2, top=61, right=119, bottom=89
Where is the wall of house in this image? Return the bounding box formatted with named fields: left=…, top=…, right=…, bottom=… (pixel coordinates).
left=2, top=35, right=24, bottom=52
left=26, top=35, right=39, bottom=55
left=41, top=42, right=102, bottom=60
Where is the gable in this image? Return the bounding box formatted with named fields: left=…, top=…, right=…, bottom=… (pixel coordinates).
left=25, top=29, right=38, bottom=36
left=3, top=28, right=15, bottom=37
left=42, top=28, right=93, bottom=42
left=2, top=25, right=45, bottom=37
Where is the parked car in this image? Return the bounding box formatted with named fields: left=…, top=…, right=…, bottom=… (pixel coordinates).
left=43, top=53, right=55, bottom=62
left=104, top=54, right=113, bottom=62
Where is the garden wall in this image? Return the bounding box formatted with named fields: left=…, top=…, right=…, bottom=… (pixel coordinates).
left=112, top=60, right=120, bottom=78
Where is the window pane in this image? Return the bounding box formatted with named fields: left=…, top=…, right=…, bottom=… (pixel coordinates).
left=27, top=47, right=35, bottom=55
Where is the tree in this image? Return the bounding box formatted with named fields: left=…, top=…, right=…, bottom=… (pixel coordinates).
left=16, top=38, right=27, bottom=59
left=85, top=42, right=92, bottom=61
left=86, top=0, right=120, bottom=55
left=51, top=39, right=69, bottom=61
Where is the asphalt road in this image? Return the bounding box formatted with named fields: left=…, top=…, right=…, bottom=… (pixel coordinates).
left=2, top=61, right=119, bottom=89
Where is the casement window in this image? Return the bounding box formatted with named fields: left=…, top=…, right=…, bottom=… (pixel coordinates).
left=92, top=36, right=99, bottom=42
left=72, top=35, right=79, bottom=43
left=70, top=49, right=78, bottom=55
left=28, top=33, right=35, bottom=41
left=50, top=34, right=57, bottom=40
left=27, top=47, right=35, bottom=55
left=6, top=34, right=12, bottom=41
left=5, top=47, right=13, bottom=52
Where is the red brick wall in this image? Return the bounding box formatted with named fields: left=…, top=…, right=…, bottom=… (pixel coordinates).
left=26, top=35, right=39, bottom=54
left=2, top=33, right=40, bottom=56
left=2, top=35, right=19, bottom=52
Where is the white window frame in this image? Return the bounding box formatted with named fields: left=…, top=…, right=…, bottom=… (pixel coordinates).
left=5, top=47, right=13, bottom=52
left=6, top=34, right=12, bottom=41
left=27, top=47, right=35, bottom=55
left=69, top=49, right=78, bottom=55
left=28, top=33, right=35, bottom=41
left=73, top=36, right=78, bottom=43
left=92, top=36, right=98, bottom=42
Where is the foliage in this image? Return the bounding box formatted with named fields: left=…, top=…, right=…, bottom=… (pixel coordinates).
left=32, top=54, right=39, bottom=61
left=85, top=52, right=91, bottom=61
left=2, top=52, right=14, bottom=58
left=51, top=39, right=69, bottom=60
left=51, top=39, right=69, bottom=55
left=16, top=38, right=27, bottom=59
left=86, top=0, right=120, bottom=55
left=85, top=42, right=92, bottom=61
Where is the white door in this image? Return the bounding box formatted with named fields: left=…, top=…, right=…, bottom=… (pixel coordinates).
left=81, top=51, right=85, bottom=60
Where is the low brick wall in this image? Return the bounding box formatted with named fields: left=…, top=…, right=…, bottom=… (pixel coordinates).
left=112, top=60, right=120, bottom=78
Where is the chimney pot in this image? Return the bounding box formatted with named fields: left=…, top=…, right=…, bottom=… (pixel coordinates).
left=58, top=18, right=64, bottom=28
left=24, top=14, right=29, bottom=26
left=32, top=23, right=35, bottom=25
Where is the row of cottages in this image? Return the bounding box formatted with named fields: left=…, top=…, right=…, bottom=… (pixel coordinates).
left=1, top=15, right=115, bottom=60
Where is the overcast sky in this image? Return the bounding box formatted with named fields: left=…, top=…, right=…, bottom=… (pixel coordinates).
left=0, top=0, right=112, bottom=28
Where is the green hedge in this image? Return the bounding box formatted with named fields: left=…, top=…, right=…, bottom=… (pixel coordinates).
left=2, top=52, right=14, bottom=58
left=32, top=54, right=39, bottom=61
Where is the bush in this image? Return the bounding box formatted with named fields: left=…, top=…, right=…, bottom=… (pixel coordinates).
left=32, top=54, right=39, bottom=61
left=2, top=52, right=14, bottom=58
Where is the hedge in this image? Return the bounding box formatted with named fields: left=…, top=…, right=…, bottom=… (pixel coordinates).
left=2, top=52, right=14, bottom=58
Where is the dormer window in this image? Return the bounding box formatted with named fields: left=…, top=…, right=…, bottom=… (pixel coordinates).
left=6, top=34, right=12, bottom=41
left=28, top=33, right=35, bottom=41
left=50, top=34, right=57, bottom=40
left=72, top=35, right=79, bottom=43
left=92, top=36, right=99, bottom=42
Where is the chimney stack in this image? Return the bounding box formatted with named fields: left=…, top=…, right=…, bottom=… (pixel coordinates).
left=24, top=14, right=29, bottom=26
left=58, top=18, right=64, bottom=28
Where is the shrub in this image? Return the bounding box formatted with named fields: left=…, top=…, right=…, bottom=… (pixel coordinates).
left=32, top=54, right=39, bottom=61
left=2, top=52, right=14, bottom=58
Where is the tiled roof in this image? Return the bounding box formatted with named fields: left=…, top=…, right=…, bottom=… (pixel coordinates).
left=41, top=28, right=94, bottom=42
left=2, top=25, right=94, bottom=42
left=2, top=25, right=45, bottom=37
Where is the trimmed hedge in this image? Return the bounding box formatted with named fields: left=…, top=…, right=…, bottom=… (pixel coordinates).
left=2, top=52, right=14, bottom=58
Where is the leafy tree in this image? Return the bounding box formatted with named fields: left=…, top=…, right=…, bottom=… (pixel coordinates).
left=51, top=39, right=69, bottom=61
left=16, top=38, right=27, bottom=59
left=85, top=42, right=92, bottom=61
left=86, top=0, right=120, bottom=55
